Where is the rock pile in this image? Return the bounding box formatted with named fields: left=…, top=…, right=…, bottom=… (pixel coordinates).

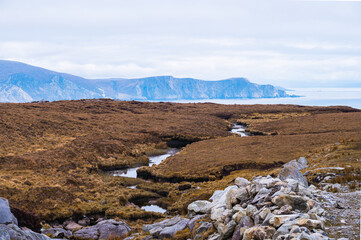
left=187, top=157, right=335, bottom=240
left=0, top=197, right=50, bottom=240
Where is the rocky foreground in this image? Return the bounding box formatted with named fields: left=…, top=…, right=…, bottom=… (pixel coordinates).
left=1, top=157, right=359, bottom=240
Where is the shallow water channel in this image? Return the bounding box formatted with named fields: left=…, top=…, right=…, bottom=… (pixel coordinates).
left=111, top=148, right=179, bottom=178
left=230, top=123, right=249, bottom=136
left=109, top=148, right=179, bottom=213
left=109, top=124, right=247, bottom=213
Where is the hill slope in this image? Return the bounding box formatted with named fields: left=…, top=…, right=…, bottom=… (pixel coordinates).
left=0, top=60, right=290, bottom=102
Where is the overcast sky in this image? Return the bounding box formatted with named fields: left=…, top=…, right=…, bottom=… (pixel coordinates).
left=0, top=0, right=360, bottom=87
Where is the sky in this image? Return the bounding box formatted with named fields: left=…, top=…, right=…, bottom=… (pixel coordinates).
left=0, top=0, right=360, bottom=88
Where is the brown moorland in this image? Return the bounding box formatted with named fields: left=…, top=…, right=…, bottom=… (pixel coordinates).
left=139, top=111, right=361, bottom=182
left=0, top=99, right=359, bottom=223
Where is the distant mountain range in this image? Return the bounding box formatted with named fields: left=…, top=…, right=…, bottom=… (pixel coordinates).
left=0, top=60, right=292, bottom=102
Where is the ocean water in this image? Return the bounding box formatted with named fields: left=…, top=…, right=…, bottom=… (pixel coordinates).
left=169, top=88, right=361, bottom=109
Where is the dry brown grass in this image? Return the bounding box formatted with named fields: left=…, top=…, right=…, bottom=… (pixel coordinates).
left=0, top=99, right=358, bottom=221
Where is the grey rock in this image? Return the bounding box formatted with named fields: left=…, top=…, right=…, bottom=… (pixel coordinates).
left=0, top=224, right=51, bottom=240
left=208, top=232, right=221, bottom=240
left=97, top=221, right=131, bottom=240
left=231, top=224, right=243, bottom=240
left=296, top=232, right=315, bottom=240
left=235, top=188, right=249, bottom=202
left=188, top=200, right=211, bottom=215
left=195, top=222, right=213, bottom=235
left=74, top=219, right=131, bottom=240
left=298, top=157, right=308, bottom=167
left=211, top=206, right=226, bottom=221
left=210, top=186, right=238, bottom=209
left=143, top=216, right=182, bottom=233
left=251, top=187, right=271, bottom=204
left=276, top=222, right=293, bottom=235
left=187, top=215, right=206, bottom=233
left=0, top=198, right=17, bottom=225
left=23, top=230, right=51, bottom=240
left=272, top=194, right=308, bottom=211
left=242, top=226, right=276, bottom=240
left=221, top=220, right=236, bottom=240
left=73, top=227, right=99, bottom=240
left=284, top=159, right=306, bottom=170
left=159, top=219, right=189, bottom=239
left=42, top=228, right=72, bottom=239
left=149, top=227, right=162, bottom=238
left=64, top=221, right=82, bottom=231
left=234, top=178, right=250, bottom=188
left=238, top=216, right=254, bottom=228
left=268, top=214, right=302, bottom=227
left=0, top=224, right=29, bottom=240
left=278, top=166, right=308, bottom=187
left=257, top=207, right=271, bottom=220
left=246, top=205, right=257, bottom=217
left=0, top=230, right=10, bottom=240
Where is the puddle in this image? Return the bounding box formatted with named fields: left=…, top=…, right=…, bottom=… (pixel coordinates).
left=149, top=148, right=179, bottom=166
left=110, top=148, right=179, bottom=178
left=141, top=205, right=167, bottom=214
left=230, top=124, right=249, bottom=137
left=112, top=167, right=139, bottom=178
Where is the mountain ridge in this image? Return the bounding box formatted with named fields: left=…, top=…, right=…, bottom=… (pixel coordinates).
left=0, top=60, right=291, bottom=102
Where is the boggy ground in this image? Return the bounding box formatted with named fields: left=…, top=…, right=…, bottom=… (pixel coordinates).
left=0, top=99, right=359, bottom=224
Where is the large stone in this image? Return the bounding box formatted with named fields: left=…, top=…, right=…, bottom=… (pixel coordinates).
left=73, top=227, right=99, bottom=240
left=238, top=216, right=254, bottom=228
left=268, top=214, right=302, bottom=227
left=257, top=207, right=271, bottom=220
left=143, top=216, right=183, bottom=233
left=278, top=166, right=308, bottom=187
left=208, top=233, right=221, bottom=240
left=211, top=206, right=226, bottom=221
left=231, top=224, right=243, bottom=240
left=0, top=224, right=51, bottom=240
left=188, top=200, right=211, bottom=215
left=296, top=232, right=315, bottom=240
left=23, top=230, right=51, bottom=240
left=0, top=224, right=28, bottom=240
left=195, top=222, right=213, bottom=235
left=232, top=208, right=247, bottom=223
left=243, top=226, right=276, bottom=240
left=42, top=228, right=72, bottom=239
left=226, top=188, right=239, bottom=209
left=296, top=218, right=324, bottom=230
left=0, top=230, right=10, bottom=240
left=0, top=198, right=17, bottom=225
left=65, top=221, right=83, bottom=231
left=235, top=188, right=249, bottom=202
left=272, top=194, right=308, bottom=211
left=159, top=219, right=189, bottom=239
left=298, top=157, right=308, bottom=167
left=97, top=220, right=131, bottom=239
left=210, top=186, right=238, bottom=209
left=187, top=215, right=206, bottom=233
left=246, top=205, right=257, bottom=217
left=74, top=219, right=131, bottom=240
left=234, top=178, right=250, bottom=188
left=284, top=160, right=306, bottom=170
left=221, top=220, right=236, bottom=240
left=251, top=187, right=271, bottom=204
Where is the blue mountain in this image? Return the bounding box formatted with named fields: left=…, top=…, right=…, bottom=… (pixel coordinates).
left=0, top=60, right=291, bottom=102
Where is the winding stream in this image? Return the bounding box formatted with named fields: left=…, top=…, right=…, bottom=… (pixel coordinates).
left=109, top=148, right=179, bottom=213
left=109, top=124, right=247, bottom=213
left=111, top=148, right=179, bottom=178
left=230, top=123, right=249, bottom=136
